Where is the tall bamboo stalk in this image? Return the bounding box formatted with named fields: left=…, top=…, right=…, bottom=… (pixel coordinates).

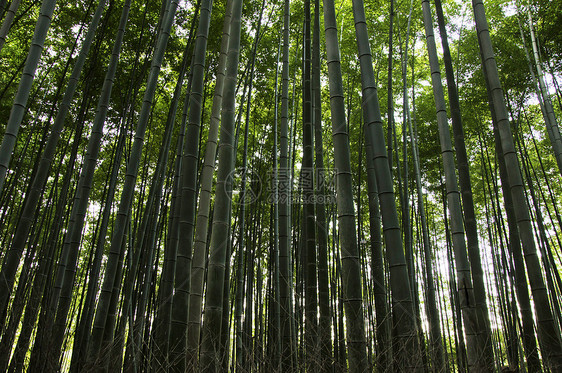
left=421, top=1, right=488, bottom=369
left=279, top=0, right=294, bottom=368
left=0, top=0, right=58, bottom=195
left=472, top=0, right=562, bottom=368
left=350, top=0, right=421, bottom=368
left=198, top=0, right=244, bottom=367
left=87, top=0, right=179, bottom=364
left=322, top=0, right=369, bottom=369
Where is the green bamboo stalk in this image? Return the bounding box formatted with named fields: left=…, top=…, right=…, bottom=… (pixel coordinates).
left=472, top=0, right=562, bottom=368
left=278, top=0, right=294, bottom=369
left=421, top=1, right=488, bottom=369
left=0, top=0, right=106, bottom=320
left=0, top=0, right=21, bottom=54
left=525, top=6, right=562, bottom=176
left=87, top=0, right=178, bottom=363
left=349, top=0, right=421, bottom=368
left=198, top=0, right=243, bottom=367
left=0, top=0, right=58, bottom=195
left=407, top=71, right=444, bottom=372
left=322, top=0, right=369, bottom=369
left=185, top=0, right=233, bottom=367
left=168, top=0, right=213, bottom=365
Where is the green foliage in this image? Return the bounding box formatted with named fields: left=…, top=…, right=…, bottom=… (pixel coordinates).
left=1, top=0, right=562, bottom=370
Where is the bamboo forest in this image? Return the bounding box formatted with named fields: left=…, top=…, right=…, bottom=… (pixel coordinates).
left=0, top=0, right=562, bottom=370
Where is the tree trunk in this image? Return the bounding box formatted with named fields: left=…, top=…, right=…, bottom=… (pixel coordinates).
left=350, top=0, right=421, bottom=368
left=472, top=0, right=562, bottom=368
left=421, top=1, right=488, bottom=370
left=198, top=0, right=243, bottom=367
left=87, top=0, right=178, bottom=364
left=323, top=0, right=369, bottom=369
